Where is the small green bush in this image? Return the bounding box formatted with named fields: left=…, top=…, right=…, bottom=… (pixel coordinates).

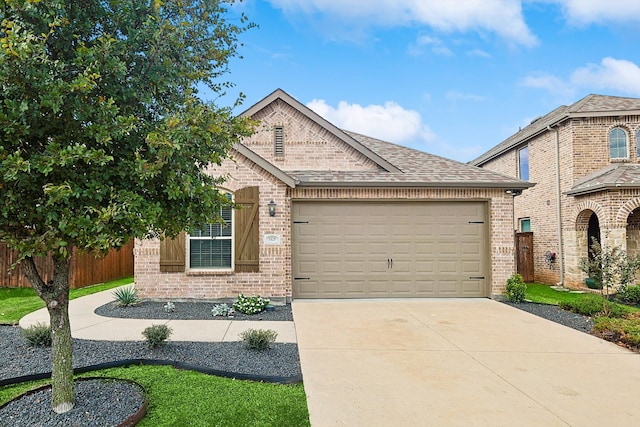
left=142, top=324, right=172, bottom=348
left=21, top=322, right=52, bottom=347
left=593, top=316, right=640, bottom=348
left=559, top=294, right=627, bottom=318
left=211, top=303, right=234, bottom=317
left=112, top=286, right=140, bottom=307
left=240, top=328, right=278, bottom=350
left=233, top=294, right=270, bottom=315
left=620, top=285, right=640, bottom=305
left=505, top=274, right=527, bottom=303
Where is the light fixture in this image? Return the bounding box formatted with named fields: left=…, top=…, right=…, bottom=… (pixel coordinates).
left=505, top=189, right=523, bottom=196
left=268, top=200, right=276, bottom=217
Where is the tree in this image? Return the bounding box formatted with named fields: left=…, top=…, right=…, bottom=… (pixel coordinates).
left=0, top=0, right=254, bottom=414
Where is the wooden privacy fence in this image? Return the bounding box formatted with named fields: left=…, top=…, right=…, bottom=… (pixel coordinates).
left=0, top=240, right=134, bottom=289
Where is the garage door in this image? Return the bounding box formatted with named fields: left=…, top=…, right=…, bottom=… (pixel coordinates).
left=292, top=201, right=488, bottom=298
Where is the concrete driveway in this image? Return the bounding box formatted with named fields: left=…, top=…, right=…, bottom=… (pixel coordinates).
left=292, top=299, right=640, bottom=426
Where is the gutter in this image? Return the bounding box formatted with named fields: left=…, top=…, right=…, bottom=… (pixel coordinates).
left=547, top=125, right=564, bottom=286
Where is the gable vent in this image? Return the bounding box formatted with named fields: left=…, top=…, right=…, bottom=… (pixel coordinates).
left=274, top=126, right=284, bottom=157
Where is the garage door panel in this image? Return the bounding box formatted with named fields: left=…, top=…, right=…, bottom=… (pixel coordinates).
left=293, top=201, right=488, bottom=298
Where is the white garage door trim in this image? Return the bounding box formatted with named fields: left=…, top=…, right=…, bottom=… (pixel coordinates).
left=292, top=200, right=489, bottom=298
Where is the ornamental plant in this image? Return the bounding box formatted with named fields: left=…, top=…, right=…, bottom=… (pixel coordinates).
left=233, top=294, right=270, bottom=315
left=164, top=302, right=175, bottom=313
left=211, top=303, right=234, bottom=317
left=240, top=328, right=278, bottom=350
left=21, top=322, right=53, bottom=347
left=142, top=324, right=172, bottom=349
left=505, top=273, right=527, bottom=303
left=112, top=286, right=140, bottom=307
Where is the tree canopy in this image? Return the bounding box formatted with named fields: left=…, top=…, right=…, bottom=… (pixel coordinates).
left=0, top=0, right=254, bottom=261
left=0, top=0, right=254, bottom=413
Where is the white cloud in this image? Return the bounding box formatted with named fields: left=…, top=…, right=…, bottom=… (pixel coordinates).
left=522, top=57, right=640, bottom=97
left=408, top=35, right=453, bottom=57
left=268, top=0, right=538, bottom=47
left=467, top=49, right=492, bottom=58
left=571, top=58, right=640, bottom=95
left=547, top=0, right=640, bottom=25
left=521, top=72, right=575, bottom=97
left=307, top=99, right=436, bottom=144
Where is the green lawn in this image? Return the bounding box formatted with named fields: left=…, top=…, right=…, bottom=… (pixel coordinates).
left=524, top=282, right=593, bottom=305
left=0, top=276, right=310, bottom=425
left=0, top=366, right=310, bottom=426
left=0, top=276, right=133, bottom=325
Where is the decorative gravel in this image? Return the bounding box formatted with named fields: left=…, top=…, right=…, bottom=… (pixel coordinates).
left=0, top=301, right=300, bottom=426
left=1, top=379, right=145, bottom=427
left=95, top=300, right=293, bottom=321
left=501, top=300, right=594, bottom=333
left=1, top=298, right=595, bottom=426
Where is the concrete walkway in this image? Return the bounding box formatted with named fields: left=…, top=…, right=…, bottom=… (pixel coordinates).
left=292, top=299, right=640, bottom=427
left=19, top=287, right=297, bottom=343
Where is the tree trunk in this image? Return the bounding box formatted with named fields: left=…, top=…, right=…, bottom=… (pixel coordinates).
left=22, top=254, right=75, bottom=413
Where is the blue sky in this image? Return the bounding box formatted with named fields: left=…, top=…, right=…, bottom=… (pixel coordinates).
left=215, top=0, right=640, bottom=163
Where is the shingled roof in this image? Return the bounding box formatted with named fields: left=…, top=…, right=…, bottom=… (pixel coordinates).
left=288, top=131, right=532, bottom=189
left=566, top=164, right=640, bottom=196
left=235, top=88, right=532, bottom=190
left=469, top=94, right=640, bottom=167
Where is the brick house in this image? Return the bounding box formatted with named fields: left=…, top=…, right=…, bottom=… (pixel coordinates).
left=470, top=94, right=640, bottom=288
left=134, top=89, right=530, bottom=301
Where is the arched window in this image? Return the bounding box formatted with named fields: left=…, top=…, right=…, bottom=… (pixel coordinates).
left=609, top=127, right=628, bottom=159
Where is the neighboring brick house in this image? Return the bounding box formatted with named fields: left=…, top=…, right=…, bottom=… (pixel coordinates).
left=135, top=89, right=530, bottom=301
left=470, top=94, right=640, bottom=288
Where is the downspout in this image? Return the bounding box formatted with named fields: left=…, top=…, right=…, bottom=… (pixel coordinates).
left=547, top=125, right=564, bottom=286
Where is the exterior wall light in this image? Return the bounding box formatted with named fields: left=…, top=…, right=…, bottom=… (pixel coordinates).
left=268, top=200, right=277, bottom=217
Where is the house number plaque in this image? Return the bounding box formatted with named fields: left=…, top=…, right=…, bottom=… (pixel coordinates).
left=263, top=234, right=282, bottom=245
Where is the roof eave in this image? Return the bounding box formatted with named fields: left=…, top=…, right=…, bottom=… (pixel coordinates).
left=295, top=180, right=535, bottom=190
left=232, top=143, right=299, bottom=188
left=566, top=183, right=640, bottom=196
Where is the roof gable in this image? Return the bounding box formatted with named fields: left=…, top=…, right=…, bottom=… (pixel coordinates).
left=470, top=94, right=640, bottom=166
left=240, top=89, right=401, bottom=173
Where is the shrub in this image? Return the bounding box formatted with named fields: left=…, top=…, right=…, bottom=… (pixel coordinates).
left=593, top=316, right=640, bottom=348
left=142, top=324, right=172, bottom=348
left=620, top=285, right=640, bottom=305
left=211, top=303, right=234, bottom=317
left=112, top=286, right=140, bottom=307
left=559, top=294, right=627, bottom=318
left=505, top=274, right=527, bottom=303
left=21, top=322, right=52, bottom=347
left=240, top=328, right=278, bottom=350
left=233, top=294, right=270, bottom=315
left=164, top=302, right=175, bottom=313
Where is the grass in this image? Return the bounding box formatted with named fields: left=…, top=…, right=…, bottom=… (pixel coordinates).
left=0, top=276, right=133, bottom=325
left=0, top=366, right=310, bottom=426
left=524, top=282, right=592, bottom=305
left=525, top=282, right=640, bottom=350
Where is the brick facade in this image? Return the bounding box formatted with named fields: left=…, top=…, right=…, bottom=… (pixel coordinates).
left=479, top=109, right=640, bottom=288
left=134, top=90, right=522, bottom=300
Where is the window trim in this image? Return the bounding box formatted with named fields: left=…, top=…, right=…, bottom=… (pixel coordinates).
left=518, top=146, right=529, bottom=181
left=609, top=126, right=629, bottom=160
left=186, top=191, right=235, bottom=272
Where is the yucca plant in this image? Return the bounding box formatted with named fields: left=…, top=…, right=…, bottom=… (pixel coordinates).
left=112, top=286, right=140, bottom=307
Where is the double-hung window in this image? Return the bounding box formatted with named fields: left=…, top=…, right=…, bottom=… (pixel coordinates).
left=189, top=193, right=233, bottom=270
